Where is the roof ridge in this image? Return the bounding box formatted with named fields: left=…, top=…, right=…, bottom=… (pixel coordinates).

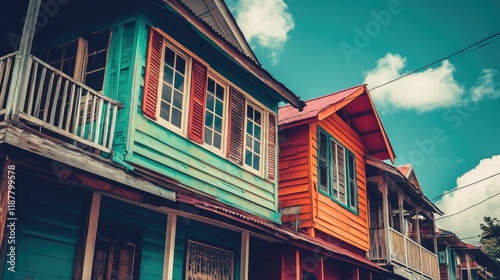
left=279, top=84, right=366, bottom=110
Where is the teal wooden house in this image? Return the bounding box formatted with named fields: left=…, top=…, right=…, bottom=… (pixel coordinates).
left=0, top=0, right=330, bottom=279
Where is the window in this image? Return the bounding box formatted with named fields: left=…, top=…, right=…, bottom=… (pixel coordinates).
left=46, top=29, right=111, bottom=91
left=318, top=129, right=358, bottom=212
left=244, top=103, right=262, bottom=171
left=158, top=44, right=188, bottom=130
left=204, top=77, right=227, bottom=151
left=142, top=27, right=276, bottom=180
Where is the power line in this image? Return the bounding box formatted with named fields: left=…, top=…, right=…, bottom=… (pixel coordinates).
left=368, top=32, right=500, bottom=92
left=459, top=235, right=481, bottom=241
left=435, top=192, right=500, bottom=221
left=430, top=172, right=500, bottom=201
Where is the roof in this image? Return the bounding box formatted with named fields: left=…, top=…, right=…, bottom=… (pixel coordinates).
left=434, top=228, right=467, bottom=248
left=365, top=155, right=443, bottom=215
left=167, top=0, right=306, bottom=109
left=180, top=0, right=258, bottom=61
left=279, top=84, right=395, bottom=162
left=397, top=164, right=412, bottom=178
left=456, top=243, right=500, bottom=273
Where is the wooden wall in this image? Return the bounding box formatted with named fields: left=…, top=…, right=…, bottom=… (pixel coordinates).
left=278, top=124, right=313, bottom=228
left=312, top=114, right=370, bottom=252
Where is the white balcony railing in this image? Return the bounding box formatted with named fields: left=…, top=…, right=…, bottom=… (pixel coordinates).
left=0, top=52, right=122, bottom=154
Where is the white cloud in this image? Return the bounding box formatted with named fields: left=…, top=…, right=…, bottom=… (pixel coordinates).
left=231, top=0, right=294, bottom=64
left=435, top=155, right=500, bottom=240
left=471, top=69, right=500, bottom=101
left=364, top=53, right=465, bottom=113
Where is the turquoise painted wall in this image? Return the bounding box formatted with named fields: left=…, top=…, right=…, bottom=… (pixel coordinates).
left=173, top=217, right=242, bottom=280
left=2, top=179, right=90, bottom=280
left=98, top=196, right=168, bottom=279
left=122, top=4, right=282, bottom=223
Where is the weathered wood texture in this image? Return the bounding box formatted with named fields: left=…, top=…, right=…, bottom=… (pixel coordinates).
left=312, top=113, right=369, bottom=252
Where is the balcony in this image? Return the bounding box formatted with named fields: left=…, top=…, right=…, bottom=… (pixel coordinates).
left=0, top=51, right=122, bottom=154
left=370, top=227, right=439, bottom=279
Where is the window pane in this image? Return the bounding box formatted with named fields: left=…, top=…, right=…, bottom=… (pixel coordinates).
left=207, top=78, right=215, bottom=93
left=213, top=133, right=222, bottom=149
left=215, top=100, right=223, bottom=116
left=245, top=150, right=252, bottom=166
left=160, top=101, right=170, bottom=121
left=163, top=65, right=173, bottom=84
left=174, top=73, right=184, bottom=91
left=165, top=48, right=175, bottom=67
left=246, top=135, right=252, bottom=148
left=214, top=116, right=222, bottom=133
left=204, top=129, right=212, bottom=145
left=175, top=56, right=186, bottom=73
left=173, top=90, right=183, bottom=109
left=254, top=125, right=261, bottom=139
left=206, top=95, right=215, bottom=111
left=254, top=110, right=261, bottom=125
left=253, top=155, right=260, bottom=170
left=247, top=105, right=253, bottom=119
left=216, top=84, right=224, bottom=99
left=162, top=84, right=172, bottom=102
left=171, top=108, right=181, bottom=128
left=246, top=120, right=253, bottom=135
left=205, top=112, right=214, bottom=127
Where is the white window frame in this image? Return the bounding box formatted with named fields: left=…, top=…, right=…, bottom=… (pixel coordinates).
left=202, top=73, right=229, bottom=156
left=242, top=101, right=266, bottom=176
left=155, top=40, right=192, bottom=136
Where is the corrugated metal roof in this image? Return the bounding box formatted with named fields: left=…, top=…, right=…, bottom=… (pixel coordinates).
left=279, top=84, right=365, bottom=126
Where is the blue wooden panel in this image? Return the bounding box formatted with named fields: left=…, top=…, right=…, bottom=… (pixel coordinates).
left=99, top=196, right=167, bottom=279
left=2, top=180, right=89, bottom=280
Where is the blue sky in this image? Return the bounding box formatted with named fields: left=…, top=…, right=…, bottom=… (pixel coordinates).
left=227, top=0, right=500, bottom=242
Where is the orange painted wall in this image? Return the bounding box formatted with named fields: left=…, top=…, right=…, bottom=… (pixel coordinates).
left=278, top=124, right=314, bottom=228
left=311, top=113, right=369, bottom=252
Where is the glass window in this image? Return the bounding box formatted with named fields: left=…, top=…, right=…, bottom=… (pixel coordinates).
left=244, top=103, right=263, bottom=171
left=159, top=45, right=187, bottom=129
left=204, top=77, right=226, bottom=151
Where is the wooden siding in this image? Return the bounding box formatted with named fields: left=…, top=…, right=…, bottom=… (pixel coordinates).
left=98, top=196, right=167, bottom=279
left=312, top=113, right=369, bottom=252
left=126, top=19, right=281, bottom=222
left=2, top=178, right=90, bottom=280
left=278, top=124, right=313, bottom=228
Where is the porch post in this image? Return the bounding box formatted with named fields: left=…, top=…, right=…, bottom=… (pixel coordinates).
left=431, top=213, right=438, bottom=254
left=81, top=192, right=101, bottom=279
left=5, top=0, right=41, bottom=121
left=380, top=174, right=391, bottom=264
left=240, top=231, right=250, bottom=280
left=163, top=213, right=177, bottom=280
left=414, top=211, right=421, bottom=244
left=397, top=191, right=404, bottom=234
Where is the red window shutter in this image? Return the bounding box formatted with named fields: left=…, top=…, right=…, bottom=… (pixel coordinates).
left=187, top=59, right=208, bottom=144
left=227, top=87, right=245, bottom=165
left=268, top=114, right=277, bottom=180
left=142, top=27, right=163, bottom=120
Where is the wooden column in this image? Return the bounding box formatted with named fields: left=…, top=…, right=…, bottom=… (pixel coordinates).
left=380, top=174, right=391, bottom=264
left=414, top=211, right=421, bottom=244
left=352, top=267, right=360, bottom=280
left=295, top=249, right=300, bottom=280
left=431, top=213, right=438, bottom=254
left=397, top=191, right=404, bottom=234
left=465, top=253, right=472, bottom=280
left=319, top=257, right=325, bottom=280
left=81, top=192, right=101, bottom=279
left=5, top=0, right=41, bottom=120
left=163, top=213, right=177, bottom=280
left=240, top=231, right=250, bottom=280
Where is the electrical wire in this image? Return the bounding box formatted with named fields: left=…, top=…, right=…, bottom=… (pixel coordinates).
left=435, top=192, right=500, bottom=221
left=430, top=172, right=500, bottom=201
left=368, top=32, right=500, bottom=92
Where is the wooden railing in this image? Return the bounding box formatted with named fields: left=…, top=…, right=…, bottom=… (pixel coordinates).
left=369, top=228, right=386, bottom=261
left=388, top=228, right=440, bottom=280
left=0, top=52, right=122, bottom=154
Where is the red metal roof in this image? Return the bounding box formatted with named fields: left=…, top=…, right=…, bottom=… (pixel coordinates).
left=279, top=85, right=365, bottom=126
left=279, top=84, right=395, bottom=162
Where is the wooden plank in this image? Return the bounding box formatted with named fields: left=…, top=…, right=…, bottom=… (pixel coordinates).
left=42, top=72, right=55, bottom=122
left=64, top=83, right=76, bottom=131
left=18, top=113, right=111, bottom=153
left=93, top=98, right=103, bottom=144
left=163, top=213, right=176, bottom=280
left=58, top=80, right=69, bottom=129
left=81, top=192, right=101, bottom=280
left=25, top=60, right=38, bottom=114
left=240, top=231, right=250, bottom=280
left=33, top=66, right=46, bottom=117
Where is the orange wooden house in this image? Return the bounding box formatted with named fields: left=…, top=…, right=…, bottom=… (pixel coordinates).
left=276, top=84, right=396, bottom=279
